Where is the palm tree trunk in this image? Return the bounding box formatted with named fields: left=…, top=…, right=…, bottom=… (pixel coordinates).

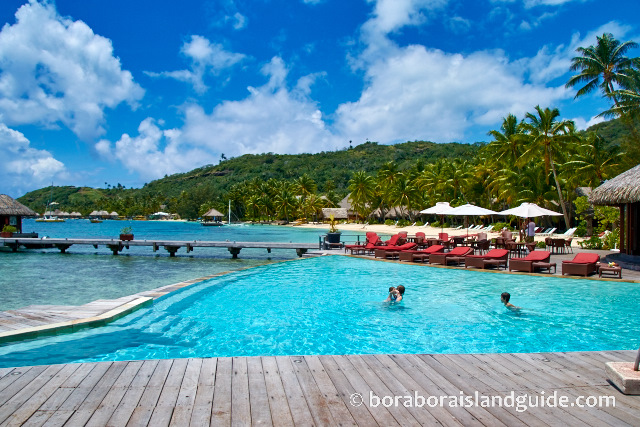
left=550, top=159, right=570, bottom=229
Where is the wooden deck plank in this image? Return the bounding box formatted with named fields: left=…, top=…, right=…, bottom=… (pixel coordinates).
left=231, top=357, right=251, bottom=427
left=147, top=358, right=188, bottom=427
left=315, top=355, right=379, bottom=427
left=0, top=366, right=50, bottom=406
left=83, top=361, right=143, bottom=427
left=373, top=354, right=464, bottom=427
left=345, top=354, right=422, bottom=426
left=360, top=354, right=445, bottom=427
left=331, top=354, right=400, bottom=426
left=245, top=356, right=273, bottom=427
left=260, top=356, right=295, bottom=427
left=168, top=358, right=202, bottom=427
left=289, top=356, right=338, bottom=426
left=62, top=361, right=129, bottom=426
left=126, top=359, right=173, bottom=427
left=210, top=356, right=232, bottom=426
left=388, top=353, right=479, bottom=426
left=189, top=357, right=216, bottom=427
left=4, top=363, right=80, bottom=427
left=274, top=356, right=316, bottom=426
left=304, top=355, right=358, bottom=427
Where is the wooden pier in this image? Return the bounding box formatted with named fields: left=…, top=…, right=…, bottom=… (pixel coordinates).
left=0, top=351, right=638, bottom=426
left=0, top=237, right=319, bottom=258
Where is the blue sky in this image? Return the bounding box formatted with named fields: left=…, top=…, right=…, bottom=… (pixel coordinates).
left=1, top=0, right=639, bottom=197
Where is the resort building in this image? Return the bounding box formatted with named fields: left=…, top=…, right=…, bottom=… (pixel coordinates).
left=0, top=194, right=36, bottom=233
left=591, top=163, right=640, bottom=256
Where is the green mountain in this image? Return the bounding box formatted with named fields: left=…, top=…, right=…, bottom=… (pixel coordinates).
left=18, top=140, right=478, bottom=215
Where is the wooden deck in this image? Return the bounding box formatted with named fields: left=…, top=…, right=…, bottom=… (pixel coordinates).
left=0, top=351, right=638, bottom=426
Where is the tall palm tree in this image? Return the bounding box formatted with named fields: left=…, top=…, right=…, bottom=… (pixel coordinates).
left=519, top=106, right=577, bottom=228
left=348, top=171, right=375, bottom=222
left=566, top=33, right=639, bottom=106
left=486, top=114, right=525, bottom=169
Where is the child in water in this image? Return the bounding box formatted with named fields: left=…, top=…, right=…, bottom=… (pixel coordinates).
left=501, top=292, right=520, bottom=310
left=385, top=285, right=405, bottom=302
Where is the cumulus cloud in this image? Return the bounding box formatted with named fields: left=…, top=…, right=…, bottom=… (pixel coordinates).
left=145, top=35, right=245, bottom=93
left=0, top=123, right=65, bottom=196
left=0, top=0, right=144, bottom=140
left=335, top=45, right=566, bottom=143
left=100, top=57, right=340, bottom=179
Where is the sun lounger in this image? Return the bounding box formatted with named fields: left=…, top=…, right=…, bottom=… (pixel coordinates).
left=344, top=232, right=381, bottom=253
left=429, top=246, right=473, bottom=266
left=453, top=225, right=462, bottom=230
left=508, top=251, right=551, bottom=272
left=465, top=249, right=509, bottom=270
left=374, top=242, right=417, bottom=258
left=561, top=253, right=600, bottom=276
left=398, top=244, right=445, bottom=262
left=538, top=227, right=557, bottom=236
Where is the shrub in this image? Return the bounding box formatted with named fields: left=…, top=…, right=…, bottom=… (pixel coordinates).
left=120, top=226, right=133, bottom=235
left=414, top=221, right=423, bottom=226
left=384, top=219, right=395, bottom=226
left=578, top=235, right=603, bottom=250
left=574, top=220, right=587, bottom=237
left=492, top=222, right=512, bottom=231
left=536, top=241, right=546, bottom=249
left=602, top=228, right=620, bottom=250
left=431, top=221, right=440, bottom=228
left=2, top=225, right=17, bottom=233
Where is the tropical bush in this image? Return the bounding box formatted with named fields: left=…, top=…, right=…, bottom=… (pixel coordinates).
left=578, top=235, right=603, bottom=250
left=2, top=225, right=17, bottom=233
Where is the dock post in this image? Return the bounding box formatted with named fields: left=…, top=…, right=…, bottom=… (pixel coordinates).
left=55, top=244, right=72, bottom=254
left=107, top=244, right=123, bottom=255
left=228, top=247, right=241, bottom=258
left=296, top=248, right=308, bottom=257
left=164, top=246, right=180, bottom=257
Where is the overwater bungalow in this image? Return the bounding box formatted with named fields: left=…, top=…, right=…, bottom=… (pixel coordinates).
left=0, top=194, right=36, bottom=233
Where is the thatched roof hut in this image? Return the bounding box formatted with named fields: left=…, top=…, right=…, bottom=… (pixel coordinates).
left=590, top=164, right=640, bottom=205
left=321, top=208, right=348, bottom=219
left=0, top=195, right=36, bottom=216
left=203, top=208, right=224, bottom=218
left=0, top=194, right=36, bottom=233
left=590, top=164, right=640, bottom=256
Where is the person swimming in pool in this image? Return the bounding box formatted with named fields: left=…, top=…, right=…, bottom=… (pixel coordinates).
left=385, top=286, right=398, bottom=302
left=385, top=285, right=405, bottom=303
left=501, top=292, right=520, bottom=310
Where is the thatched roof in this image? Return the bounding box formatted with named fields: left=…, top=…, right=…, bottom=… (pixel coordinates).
left=590, top=164, right=640, bottom=205
left=0, top=194, right=36, bottom=216
left=321, top=207, right=348, bottom=219
left=203, top=208, right=224, bottom=218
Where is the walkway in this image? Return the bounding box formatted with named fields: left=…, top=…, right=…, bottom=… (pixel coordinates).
left=0, top=351, right=638, bottom=426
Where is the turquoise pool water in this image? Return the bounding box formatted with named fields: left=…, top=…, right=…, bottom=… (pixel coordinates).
left=0, top=220, right=335, bottom=310
left=1, top=256, right=639, bottom=368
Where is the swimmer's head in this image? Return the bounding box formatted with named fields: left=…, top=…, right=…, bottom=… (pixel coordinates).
left=397, top=285, right=405, bottom=295
left=389, top=286, right=396, bottom=293
left=501, top=292, right=510, bottom=303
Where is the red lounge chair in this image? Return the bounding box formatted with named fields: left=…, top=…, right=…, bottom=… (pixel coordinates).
left=464, top=249, right=509, bottom=270
left=508, top=251, right=551, bottom=273
left=561, top=253, right=600, bottom=277
left=398, top=244, right=445, bottom=262
left=383, top=233, right=403, bottom=246
left=429, top=246, right=473, bottom=266
left=345, top=232, right=380, bottom=254
left=374, top=242, right=417, bottom=259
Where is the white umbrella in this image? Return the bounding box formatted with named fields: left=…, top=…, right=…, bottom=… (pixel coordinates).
left=419, top=202, right=451, bottom=214
left=497, top=202, right=562, bottom=218
left=498, top=202, right=562, bottom=241
left=441, top=204, right=498, bottom=237
left=420, top=202, right=452, bottom=232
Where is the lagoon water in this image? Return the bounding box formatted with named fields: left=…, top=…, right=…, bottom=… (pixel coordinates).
left=0, top=219, right=334, bottom=310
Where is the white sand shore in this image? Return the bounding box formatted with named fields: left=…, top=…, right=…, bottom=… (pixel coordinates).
left=291, top=221, right=577, bottom=243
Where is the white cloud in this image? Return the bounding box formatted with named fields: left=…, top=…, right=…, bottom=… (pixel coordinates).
left=0, top=123, right=65, bottom=196
left=572, top=115, right=605, bottom=131
left=101, top=57, right=340, bottom=179
left=524, top=0, right=587, bottom=7
left=145, top=35, right=245, bottom=94
left=0, top=0, right=144, bottom=140
left=335, top=45, right=566, bottom=143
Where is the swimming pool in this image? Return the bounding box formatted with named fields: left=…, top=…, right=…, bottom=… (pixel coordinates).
left=0, top=255, right=639, bottom=368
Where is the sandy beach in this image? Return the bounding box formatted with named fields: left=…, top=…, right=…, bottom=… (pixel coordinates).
left=292, top=221, right=573, bottom=244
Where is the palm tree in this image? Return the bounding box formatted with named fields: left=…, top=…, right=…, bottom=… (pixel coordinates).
left=566, top=33, right=639, bottom=106
left=562, top=133, right=624, bottom=187
left=486, top=114, right=525, bottom=168
left=600, top=69, right=640, bottom=119
left=519, top=106, right=577, bottom=228
left=348, top=171, right=375, bottom=222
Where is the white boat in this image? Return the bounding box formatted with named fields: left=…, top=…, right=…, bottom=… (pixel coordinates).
left=36, top=186, right=65, bottom=222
